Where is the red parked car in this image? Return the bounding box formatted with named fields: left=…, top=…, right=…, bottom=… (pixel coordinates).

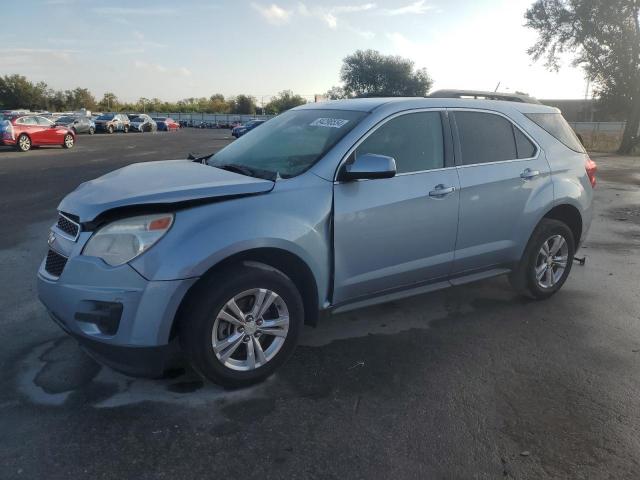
left=0, top=114, right=76, bottom=152
left=152, top=117, right=180, bottom=131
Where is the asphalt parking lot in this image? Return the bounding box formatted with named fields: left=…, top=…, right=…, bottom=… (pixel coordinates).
left=1, top=129, right=640, bottom=479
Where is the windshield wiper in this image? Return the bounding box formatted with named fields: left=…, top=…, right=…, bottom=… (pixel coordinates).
left=214, top=163, right=278, bottom=181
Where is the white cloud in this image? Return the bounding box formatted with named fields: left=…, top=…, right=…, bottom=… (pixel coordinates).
left=348, top=26, right=375, bottom=39
left=323, top=12, right=338, bottom=29
left=332, top=3, right=376, bottom=14
left=251, top=3, right=292, bottom=25
left=381, top=0, right=432, bottom=16
left=297, top=3, right=377, bottom=36
left=134, top=61, right=191, bottom=76
left=92, top=7, right=176, bottom=16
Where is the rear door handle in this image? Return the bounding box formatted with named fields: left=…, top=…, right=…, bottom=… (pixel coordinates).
left=520, top=168, right=540, bottom=180
left=429, top=184, right=456, bottom=197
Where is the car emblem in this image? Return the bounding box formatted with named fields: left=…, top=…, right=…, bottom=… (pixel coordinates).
left=48, top=231, right=56, bottom=247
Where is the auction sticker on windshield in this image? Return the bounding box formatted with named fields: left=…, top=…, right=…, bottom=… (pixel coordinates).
left=310, top=118, right=350, bottom=128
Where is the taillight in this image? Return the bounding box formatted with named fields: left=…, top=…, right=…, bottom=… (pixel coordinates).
left=585, top=157, right=597, bottom=188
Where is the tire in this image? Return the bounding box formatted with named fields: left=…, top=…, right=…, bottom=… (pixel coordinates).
left=16, top=134, right=31, bottom=152
left=123, top=125, right=129, bottom=133
left=62, top=133, right=74, bottom=149
left=510, top=218, right=575, bottom=300
left=108, top=125, right=114, bottom=134
left=179, top=264, right=304, bottom=388
left=88, top=126, right=95, bottom=135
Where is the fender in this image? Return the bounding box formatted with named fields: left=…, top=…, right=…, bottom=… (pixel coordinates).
left=129, top=174, right=334, bottom=306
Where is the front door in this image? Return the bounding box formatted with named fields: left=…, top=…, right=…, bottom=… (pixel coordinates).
left=333, top=111, right=460, bottom=304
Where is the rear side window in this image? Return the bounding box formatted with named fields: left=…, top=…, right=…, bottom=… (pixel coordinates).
left=525, top=113, right=585, bottom=153
left=356, top=111, right=444, bottom=173
left=19, top=116, right=38, bottom=125
left=454, top=112, right=517, bottom=165
left=514, top=127, right=536, bottom=158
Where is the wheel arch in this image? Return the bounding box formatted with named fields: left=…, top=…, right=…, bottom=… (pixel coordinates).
left=171, top=247, right=320, bottom=341
left=542, top=203, right=583, bottom=248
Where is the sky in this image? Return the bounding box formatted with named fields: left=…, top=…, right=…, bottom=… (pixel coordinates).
left=0, top=0, right=590, bottom=104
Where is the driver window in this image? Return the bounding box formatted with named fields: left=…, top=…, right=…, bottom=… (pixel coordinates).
left=355, top=112, right=444, bottom=174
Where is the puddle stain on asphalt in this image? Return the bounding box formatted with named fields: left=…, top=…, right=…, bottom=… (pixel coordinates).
left=17, top=336, right=271, bottom=409
left=16, top=278, right=526, bottom=410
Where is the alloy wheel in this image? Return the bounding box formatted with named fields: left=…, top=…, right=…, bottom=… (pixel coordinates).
left=64, top=135, right=74, bottom=148
left=535, top=234, right=569, bottom=289
left=211, top=288, right=290, bottom=371
left=18, top=135, right=31, bottom=151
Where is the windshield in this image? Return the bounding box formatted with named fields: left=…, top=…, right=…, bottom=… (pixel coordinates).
left=207, top=109, right=367, bottom=178
left=97, top=114, right=114, bottom=120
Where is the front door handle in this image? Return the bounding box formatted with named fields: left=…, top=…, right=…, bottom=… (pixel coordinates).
left=429, top=184, right=456, bottom=197
left=520, top=168, right=540, bottom=180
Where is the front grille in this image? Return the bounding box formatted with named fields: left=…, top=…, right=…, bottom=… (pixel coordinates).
left=56, top=212, right=80, bottom=239
left=45, top=249, right=68, bottom=277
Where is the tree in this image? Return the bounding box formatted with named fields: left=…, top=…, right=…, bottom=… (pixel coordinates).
left=230, top=94, right=257, bottom=114
left=209, top=93, right=229, bottom=113
left=525, top=0, right=640, bottom=154
left=264, top=90, right=306, bottom=114
left=99, top=92, right=118, bottom=111
left=325, top=85, right=349, bottom=100
left=0, top=74, right=48, bottom=110
left=339, top=49, right=433, bottom=98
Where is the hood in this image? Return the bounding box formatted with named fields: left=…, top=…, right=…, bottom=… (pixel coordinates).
left=59, top=160, right=275, bottom=222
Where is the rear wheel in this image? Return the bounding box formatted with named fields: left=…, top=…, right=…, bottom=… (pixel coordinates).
left=510, top=218, right=575, bottom=299
left=107, top=125, right=114, bottom=134
left=123, top=125, right=129, bottom=133
left=88, top=126, right=95, bottom=135
left=62, top=134, right=74, bottom=149
left=17, top=134, right=31, bottom=152
left=179, top=264, right=304, bottom=387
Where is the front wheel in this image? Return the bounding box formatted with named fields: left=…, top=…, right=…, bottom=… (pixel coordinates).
left=510, top=218, right=575, bottom=299
left=107, top=125, right=114, bottom=134
left=123, top=125, right=129, bottom=133
left=88, top=126, right=95, bottom=135
left=179, top=264, right=304, bottom=387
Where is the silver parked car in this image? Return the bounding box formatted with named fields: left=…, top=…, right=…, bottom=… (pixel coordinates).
left=37, top=97, right=596, bottom=386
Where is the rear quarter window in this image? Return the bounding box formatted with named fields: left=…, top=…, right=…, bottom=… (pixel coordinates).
left=525, top=113, right=585, bottom=153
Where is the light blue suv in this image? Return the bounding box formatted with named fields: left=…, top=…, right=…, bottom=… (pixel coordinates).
left=37, top=97, right=596, bottom=386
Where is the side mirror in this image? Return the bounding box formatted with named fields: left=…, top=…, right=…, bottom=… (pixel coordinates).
left=340, top=153, right=397, bottom=181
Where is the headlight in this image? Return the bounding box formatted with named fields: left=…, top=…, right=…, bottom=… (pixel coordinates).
left=83, top=213, right=174, bottom=266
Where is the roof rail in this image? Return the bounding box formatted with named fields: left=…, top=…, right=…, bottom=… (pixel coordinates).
left=428, top=89, right=541, bottom=105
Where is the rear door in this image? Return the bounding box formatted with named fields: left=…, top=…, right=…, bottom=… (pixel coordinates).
left=450, top=109, right=552, bottom=274
left=21, top=116, right=45, bottom=143
left=333, top=110, right=460, bottom=304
